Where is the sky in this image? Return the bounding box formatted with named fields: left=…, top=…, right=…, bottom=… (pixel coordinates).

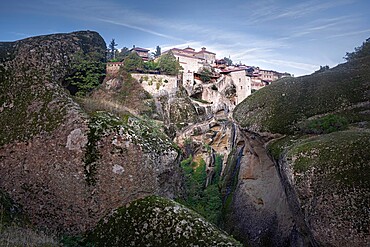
left=1, top=0, right=369, bottom=76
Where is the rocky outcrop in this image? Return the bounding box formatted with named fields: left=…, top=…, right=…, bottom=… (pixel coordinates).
left=222, top=131, right=296, bottom=247
left=269, top=131, right=370, bottom=246
left=87, top=195, right=242, bottom=246
left=233, top=43, right=370, bottom=246
left=175, top=117, right=296, bottom=246
left=0, top=31, right=183, bottom=233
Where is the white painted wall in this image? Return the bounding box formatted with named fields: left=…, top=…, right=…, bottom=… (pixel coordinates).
left=131, top=73, right=178, bottom=95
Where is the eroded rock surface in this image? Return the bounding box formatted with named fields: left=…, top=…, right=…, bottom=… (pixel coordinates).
left=0, top=31, right=182, bottom=233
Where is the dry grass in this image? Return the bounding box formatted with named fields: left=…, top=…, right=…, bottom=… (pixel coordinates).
left=0, top=225, right=59, bottom=247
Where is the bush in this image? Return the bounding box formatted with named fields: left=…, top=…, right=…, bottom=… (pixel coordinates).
left=301, top=114, right=349, bottom=134
left=344, top=37, right=370, bottom=62
left=64, top=51, right=105, bottom=96
left=198, top=67, right=213, bottom=83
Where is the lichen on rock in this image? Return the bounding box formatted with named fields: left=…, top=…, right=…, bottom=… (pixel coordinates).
left=87, top=195, right=242, bottom=247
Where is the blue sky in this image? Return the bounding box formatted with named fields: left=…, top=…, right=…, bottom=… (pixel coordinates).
left=1, top=0, right=369, bottom=76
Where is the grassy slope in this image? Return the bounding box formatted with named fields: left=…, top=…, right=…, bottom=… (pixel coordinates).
left=233, top=57, right=370, bottom=134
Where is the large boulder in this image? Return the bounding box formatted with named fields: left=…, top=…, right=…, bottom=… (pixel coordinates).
left=87, top=195, right=242, bottom=247
left=0, top=31, right=182, bottom=234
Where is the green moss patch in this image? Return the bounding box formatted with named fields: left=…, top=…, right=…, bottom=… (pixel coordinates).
left=84, top=111, right=177, bottom=185
left=284, top=131, right=370, bottom=189
left=87, top=195, right=242, bottom=246
left=233, top=55, right=370, bottom=134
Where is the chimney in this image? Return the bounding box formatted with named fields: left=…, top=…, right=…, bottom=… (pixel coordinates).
left=133, top=45, right=135, bottom=48
left=201, top=47, right=206, bottom=51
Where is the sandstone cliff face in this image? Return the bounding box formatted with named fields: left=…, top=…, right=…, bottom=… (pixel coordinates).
left=175, top=116, right=296, bottom=246
left=233, top=50, right=370, bottom=246
left=0, top=31, right=182, bottom=233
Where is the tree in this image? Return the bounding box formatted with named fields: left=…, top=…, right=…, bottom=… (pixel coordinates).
left=109, top=39, right=118, bottom=60
left=144, top=60, right=159, bottom=71
left=64, top=51, right=105, bottom=96
left=157, top=51, right=182, bottom=75
left=123, top=52, right=144, bottom=72
left=344, top=37, right=370, bottom=62
left=116, top=47, right=130, bottom=61
left=152, top=45, right=161, bottom=58
left=224, top=57, right=232, bottom=66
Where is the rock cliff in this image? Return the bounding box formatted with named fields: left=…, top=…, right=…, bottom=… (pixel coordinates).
left=233, top=43, right=370, bottom=246
left=0, top=31, right=183, bottom=234
left=176, top=117, right=296, bottom=246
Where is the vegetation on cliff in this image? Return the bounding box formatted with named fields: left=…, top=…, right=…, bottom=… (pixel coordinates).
left=0, top=190, right=58, bottom=246
left=64, top=50, right=105, bottom=96
left=178, top=153, right=223, bottom=225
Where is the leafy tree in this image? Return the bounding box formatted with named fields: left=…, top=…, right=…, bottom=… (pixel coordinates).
left=144, top=60, right=159, bottom=71
left=64, top=51, right=105, bottom=96
left=109, top=39, right=118, bottom=60
left=157, top=51, right=182, bottom=75
left=224, top=57, right=233, bottom=66
left=344, top=37, right=370, bottom=61
left=116, top=47, right=130, bottom=61
left=152, top=45, right=161, bottom=58
left=122, top=52, right=144, bottom=72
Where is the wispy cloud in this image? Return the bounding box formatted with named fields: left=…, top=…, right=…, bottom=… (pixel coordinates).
left=97, top=18, right=184, bottom=41
left=242, top=0, right=355, bottom=24
left=256, top=58, right=318, bottom=73
left=327, top=29, right=370, bottom=39
left=279, top=15, right=359, bottom=40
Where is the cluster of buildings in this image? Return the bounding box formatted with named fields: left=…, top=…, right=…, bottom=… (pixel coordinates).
left=106, top=45, right=291, bottom=105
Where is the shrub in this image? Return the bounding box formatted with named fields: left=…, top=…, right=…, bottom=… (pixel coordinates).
left=301, top=114, right=349, bottom=134
left=198, top=67, right=213, bottom=83
left=64, top=51, right=105, bottom=96
left=122, top=52, right=144, bottom=72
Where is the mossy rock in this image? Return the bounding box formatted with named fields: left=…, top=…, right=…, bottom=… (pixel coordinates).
left=87, top=195, right=242, bottom=247
left=233, top=54, right=370, bottom=134
left=271, top=130, right=370, bottom=188
left=0, top=31, right=106, bottom=146
left=268, top=130, right=370, bottom=244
